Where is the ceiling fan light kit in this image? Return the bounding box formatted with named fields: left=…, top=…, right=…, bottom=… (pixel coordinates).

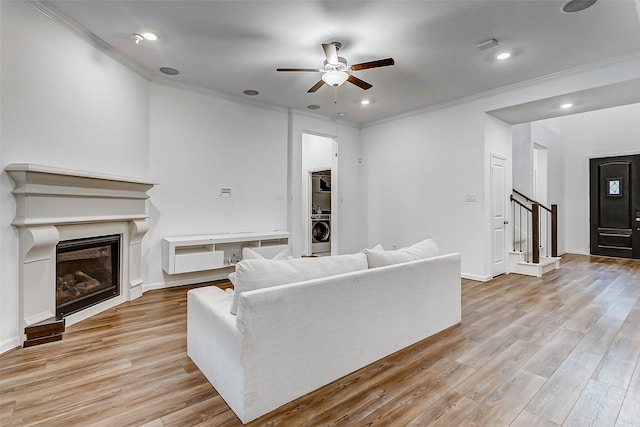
left=277, top=41, right=395, bottom=96
left=322, top=70, right=349, bottom=87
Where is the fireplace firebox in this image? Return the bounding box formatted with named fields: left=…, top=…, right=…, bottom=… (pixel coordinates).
left=56, top=234, right=121, bottom=318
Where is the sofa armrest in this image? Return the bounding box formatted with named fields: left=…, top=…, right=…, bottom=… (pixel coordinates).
left=187, top=287, right=244, bottom=415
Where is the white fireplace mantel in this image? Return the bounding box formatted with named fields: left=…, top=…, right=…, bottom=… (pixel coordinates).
left=6, top=163, right=157, bottom=342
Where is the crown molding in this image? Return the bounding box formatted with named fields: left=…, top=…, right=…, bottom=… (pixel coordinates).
left=149, top=76, right=290, bottom=116
left=362, top=51, right=640, bottom=129
left=25, top=0, right=152, bottom=80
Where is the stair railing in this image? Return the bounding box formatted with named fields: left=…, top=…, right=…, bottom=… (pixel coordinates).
left=511, top=189, right=558, bottom=264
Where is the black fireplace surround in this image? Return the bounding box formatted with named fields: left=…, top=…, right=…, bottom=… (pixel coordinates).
left=56, top=234, right=121, bottom=318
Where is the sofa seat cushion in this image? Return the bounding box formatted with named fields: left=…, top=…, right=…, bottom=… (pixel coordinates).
left=230, top=252, right=367, bottom=315
left=363, top=238, right=438, bottom=268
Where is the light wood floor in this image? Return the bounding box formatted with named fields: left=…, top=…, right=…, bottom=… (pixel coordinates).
left=2, top=254, right=640, bottom=426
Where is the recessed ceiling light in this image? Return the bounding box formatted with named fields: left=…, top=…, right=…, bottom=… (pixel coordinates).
left=360, top=99, right=370, bottom=105
left=243, top=90, right=259, bottom=96
left=142, top=32, right=157, bottom=41
left=562, top=0, right=597, bottom=13
left=496, top=52, right=511, bottom=60
left=560, top=103, right=573, bottom=109
left=307, top=105, right=320, bottom=110
left=159, top=67, right=179, bottom=76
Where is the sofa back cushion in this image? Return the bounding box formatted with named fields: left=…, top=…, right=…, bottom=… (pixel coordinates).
left=363, top=238, right=438, bottom=268
left=230, top=252, right=368, bottom=315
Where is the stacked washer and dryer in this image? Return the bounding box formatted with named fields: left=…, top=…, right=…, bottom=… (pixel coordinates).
left=311, top=170, right=331, bottom=255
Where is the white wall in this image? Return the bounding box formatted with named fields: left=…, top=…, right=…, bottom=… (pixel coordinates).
left=0, top=1, right=150, bottom=352
left=334, top=123, right=366, bottom=255
left=542, top=103, right=640, bottom=254
left=302, top=134, right=333, bottom=171
left=512, top=124, right=533, bottom=195
left=146, top=83, right=289, bottom=287
left=361, top=102, right=487, bottom=278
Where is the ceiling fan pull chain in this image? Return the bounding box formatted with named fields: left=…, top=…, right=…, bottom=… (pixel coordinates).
left=334, top=86, right=338, bottom=104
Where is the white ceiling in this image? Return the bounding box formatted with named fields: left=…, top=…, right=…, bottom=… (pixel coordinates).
left=40, top=0, right=640, bottom=125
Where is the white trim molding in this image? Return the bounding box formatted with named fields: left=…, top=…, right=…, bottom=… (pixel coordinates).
left=462, top=272, right=492, bottom=282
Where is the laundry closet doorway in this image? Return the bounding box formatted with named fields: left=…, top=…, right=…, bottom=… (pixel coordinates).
left=302, top=133, right=338, bottom=256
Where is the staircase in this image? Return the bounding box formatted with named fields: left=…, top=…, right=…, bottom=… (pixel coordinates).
left=509, top=189, right=561, bottom=277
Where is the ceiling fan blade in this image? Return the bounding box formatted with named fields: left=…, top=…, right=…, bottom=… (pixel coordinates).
left=307, top=80, right=326, bottom=93
left=350, top=58, right=395, bottom=71
left=277, top=68, right=321, bottom=72
left=347, top=75, right=372, bottom=90
left=322, top=43, right=339, bottom=64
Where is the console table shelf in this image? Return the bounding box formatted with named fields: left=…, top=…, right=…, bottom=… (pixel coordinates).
left=162, top=231, right=290, bottom=274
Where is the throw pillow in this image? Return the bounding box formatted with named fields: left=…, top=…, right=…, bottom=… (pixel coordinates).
left=242, top=246, right=291, bottom=260
left=364, top=238, right=438, bottom=268
left=229, top=247, right=292, bottom=288
left=229, top=252, right=368, bottom=315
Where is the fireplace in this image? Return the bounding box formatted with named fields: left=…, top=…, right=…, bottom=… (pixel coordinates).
left=7, top=163, right=156, bottom=346
left=56, top=234, right=121, bottom=318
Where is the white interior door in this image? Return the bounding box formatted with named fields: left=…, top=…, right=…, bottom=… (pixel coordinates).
left=491, top=154, right=507, bottom=276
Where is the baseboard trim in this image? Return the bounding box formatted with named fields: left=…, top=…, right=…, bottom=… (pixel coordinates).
left=462, top=273, right=492, bottom=282
left=1, top=336, right=21, bottom=355
left=563, top=250, right=587, bottom=255
left=143, top=271, right=232, bottom=292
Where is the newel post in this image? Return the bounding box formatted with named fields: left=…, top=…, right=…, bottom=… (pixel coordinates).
left=532, top=203, right=540, bottom=264
left=551, top=204, right=558, bottom=257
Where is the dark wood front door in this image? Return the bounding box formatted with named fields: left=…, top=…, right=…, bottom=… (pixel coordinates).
left=589, top=154, right=640, bottom=259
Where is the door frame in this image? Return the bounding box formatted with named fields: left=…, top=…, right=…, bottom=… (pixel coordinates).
left=588, top=152, right=640, bottom=259
left=301, top=132, right=338, bottom=256
left=490, top=153, right=508, bottom=277
left=585, top=150, right=640, bottom=255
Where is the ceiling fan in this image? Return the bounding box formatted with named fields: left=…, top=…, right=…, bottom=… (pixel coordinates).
left=277, top=42, right=395, bottom=93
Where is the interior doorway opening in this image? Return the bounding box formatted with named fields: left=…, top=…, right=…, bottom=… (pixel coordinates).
left=301, top=133, right=337, bottom=256
left=533, top=143, right=548, bottom=206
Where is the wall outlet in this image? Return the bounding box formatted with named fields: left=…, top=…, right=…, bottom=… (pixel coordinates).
left=464, top=193, right=477, bottom=202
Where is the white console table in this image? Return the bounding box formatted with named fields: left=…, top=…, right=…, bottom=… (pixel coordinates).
left=162, top=231, right=290, bottom=274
